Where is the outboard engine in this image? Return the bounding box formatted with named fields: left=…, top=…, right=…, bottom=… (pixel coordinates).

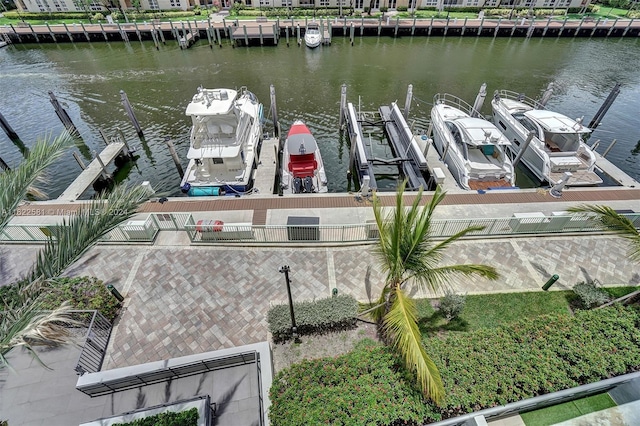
left=180, top=183, right=191, bottom=194
left=304, top=176, right=314, bottom=193
left=293, top=177, right=303, bottom=194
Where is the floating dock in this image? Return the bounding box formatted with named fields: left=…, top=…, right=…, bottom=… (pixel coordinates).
left=57, top=142, right=125, bottom=201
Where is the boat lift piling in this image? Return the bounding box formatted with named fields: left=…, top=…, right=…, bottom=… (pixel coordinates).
left=48, top=91, right=79, bottom=136
left=164, top=137, right=184, bottom=179
left=338, top=83, right=347, bottom=129
left=72, top=151, right=87, bottom=170
left=512, top=131, right=536, bottom=168
left=120, top=90, right=144, bottom=138
left=471, top=83, right=487, bottom=118
left=588, top=82, right=621, bottom=129
left=0, top=111, right=19, bottom=140
left=403, top=84, right=413, bottom=118
left=538, top=82, right=555, bottom=107
left=602, top=139, right=617, bottom=157
left=270, top=84, right=280, bottom=139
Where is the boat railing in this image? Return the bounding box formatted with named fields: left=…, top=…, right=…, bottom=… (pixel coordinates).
left=494, top=89, right=546, bottom=110
left=433, top=93, right=478, bottom=117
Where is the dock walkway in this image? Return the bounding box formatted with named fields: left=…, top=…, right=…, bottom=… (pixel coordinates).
left=57, top=142, right=125, bottom=202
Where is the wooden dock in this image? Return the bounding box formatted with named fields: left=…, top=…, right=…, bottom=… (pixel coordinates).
left=57, top=142, right=125, bottom=201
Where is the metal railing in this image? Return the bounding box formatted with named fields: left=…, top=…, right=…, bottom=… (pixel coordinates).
left=2, top=212, right=639, bottom=244
left=73, top=310, right=112, bottom=376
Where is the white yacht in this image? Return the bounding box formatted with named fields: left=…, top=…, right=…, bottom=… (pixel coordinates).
left=491, top=90, right=602, bottom=186
left=180, top=87, right=263, bottom=196
left=304, top=23, right=322, bottom=48
left=431, top=93, right=515, bottom=190
left=281, top=120, right=328, bottom=194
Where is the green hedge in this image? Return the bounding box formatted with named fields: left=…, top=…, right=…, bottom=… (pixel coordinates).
left=39, top=276, right=121, bottom=322
left=269, top=306, right=640, bottom=425
left=267, top=294, right=358, bottom=342
left=113, top=407, right=198, bottom=426
left=270, top=339, right=429, bottom=425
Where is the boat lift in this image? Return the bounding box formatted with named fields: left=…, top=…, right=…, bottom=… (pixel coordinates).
left=343, top=101, right=430, bottom=192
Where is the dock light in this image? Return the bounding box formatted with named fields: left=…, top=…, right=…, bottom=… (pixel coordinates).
left=107, top=284, right=124, bottom=302
left=279, top=265, right=300, bottom=342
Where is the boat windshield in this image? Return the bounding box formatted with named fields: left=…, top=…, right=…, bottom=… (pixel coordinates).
left=513, top=113, right=543, bottom=139
left=446, top=122, right=469, bottom=159
left=543, top=131, right=581, bottom=153
left=192, top=114, right=238, bottom=149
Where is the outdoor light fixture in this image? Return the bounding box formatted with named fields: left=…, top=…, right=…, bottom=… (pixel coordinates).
left=279, top=265, right=300, bottom=342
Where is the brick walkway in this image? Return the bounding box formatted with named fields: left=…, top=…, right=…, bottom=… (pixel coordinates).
left=4, top=233, right=635, bottom=369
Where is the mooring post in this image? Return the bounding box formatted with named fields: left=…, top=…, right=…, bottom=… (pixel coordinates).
left=259, top=24, right=263, bottom=45
left=394, top=17, right=399, bottom=37
left=134, top=22, right=141, bottom=41
left=80, top=22, right=90, bottom=42
left=461, top=17, right=467, bottom=35
left=164, top=137, right=184, bottom=179
left=243, top=25, right=248, bottom=45
left=72, top=151, right=87, bottom=170
left=206, top=25, right=212, bottom=47
left=471, top=83, right=487, bottom=118
left=559, top=17, right=568, bottom=36
left=270, top=84, right=279, bottom=138
left=539, top=82, right=554, bottom=107
left=350, top=22, right=355, bottom=45
left=602, top=139, right=617, bottom=157
left=158, top=24, right=166, bottom=44
left=512, top=132, right=535, bottom=167
left=412, top=16, right=416, bottom=35
left=28, top=23, right=40, bottom=43
left=62, top=23, right=73, bottom=41
left=45, top=22, right=57, bottom=42
left=403, top=84, right=413, bottom=119
left=575, top=17, right=585, bottom=37
left=94, top=151, right=110, bottom=179
left=494, top=17, right=501, bottom=38
left=623, top=18, right=633, bottom=36
left=216, top=27, right=222, bottom=47
left=607, top=18, right=618, bottom=36
left=296, top=24, right=300, bottom=46
left=116, top=127, right=134, bottom=157
left=228, top=25, right=234, bottom=47
left=588, top=82, right=621, bottom=129
left=152, top=27, right=159, bottom=49
left=0, top=112, right=19, bottom=140
left=98, top=129, right=110, bottom=146
left=543, top=17, right=551, bottom=36
left=338, top=83, right=347, bottom=129
left=49, top=91, right=79, bottom=135
left=478, top=16, right=484, bottom=35
left=120, top=90, right=144, bottom=138
left=377, top=16, right=382, bottom=36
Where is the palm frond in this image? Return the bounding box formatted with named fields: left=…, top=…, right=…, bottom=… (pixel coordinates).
left=1, top=301, right=80, bottom=370
left=568, top=204, right=640, bottom=262
left=0, top=132, right=74, bottom=232
left=28, top=183, right=150, bottom=283
left=382, top=288, right=444, bottom=404
left=409, top=264, right=499, bottom=294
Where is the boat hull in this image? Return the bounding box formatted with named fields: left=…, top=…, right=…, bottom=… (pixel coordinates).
left=281, top=120, right=328, bottom=194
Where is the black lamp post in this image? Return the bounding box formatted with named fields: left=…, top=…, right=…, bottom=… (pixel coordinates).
left=279, top=265, right=300, bottom=342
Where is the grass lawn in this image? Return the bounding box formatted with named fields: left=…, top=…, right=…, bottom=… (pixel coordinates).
left=416, top=290, right=572, bottom=333
left=520, top=393, right=616, bottom=426
left=604, top=285, right=639, bottom=299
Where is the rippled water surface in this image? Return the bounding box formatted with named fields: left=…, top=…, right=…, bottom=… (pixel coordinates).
left=1, top=36, right=638, bottom=197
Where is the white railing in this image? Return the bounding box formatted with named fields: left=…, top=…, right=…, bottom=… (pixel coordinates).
left=2, top=212, right=638, bottom=244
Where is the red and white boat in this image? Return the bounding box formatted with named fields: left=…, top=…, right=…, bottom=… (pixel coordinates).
left=281, top=120, right=328, bottom=194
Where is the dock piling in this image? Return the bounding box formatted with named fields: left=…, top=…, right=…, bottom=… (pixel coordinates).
left=120, top=90, right=144, bottom=138
left=539, top=82, right=554, bottom=107
left=270, top=84, right=279, bottom=138
left=98, top=129, right=110, bottom=146
left=339, top=83, right=347, bottom=129
left=116, top=127, right=134, bottom=157
left=403, top=84, right=413, bottom=119
left=350, top=22, right=354, bottom=45
left=62, top=23, right=73, bottom=42
left=49, top=91, right=79, bottom=136
left=73, top=151, right=87, bottom=170
left=471, top=83, right=487, bottom=118
left=259, top=24, right=263, bottom=45
left=45, top=22, right=57, bottom=42
left=512, top=132, right=535, bottom=167
left=0, top=111, right=19, bottom=140
left=94, top=150, right=110, bottom=180
left=164, top=137, right=184, bottom=179
left=602, top=139, right=617, bottom=157
left=588, top=82, right=621, bottom=129
left=80, top=23, right=90, bottom=42
left=0, top=157, right=10, bottom=171
left=99, top=23, right=108, bottom=41
left=296, top=24, right=300, bottom=46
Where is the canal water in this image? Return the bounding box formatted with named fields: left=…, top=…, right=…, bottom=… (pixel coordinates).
left=0, top=35, right=639, bottom=197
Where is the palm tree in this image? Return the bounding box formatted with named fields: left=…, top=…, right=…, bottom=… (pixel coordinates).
left=370, top=181, right=499, bottom=404
left=568, top=204, right=640, bottom=262
left=1, top=134, right=150, bottom=369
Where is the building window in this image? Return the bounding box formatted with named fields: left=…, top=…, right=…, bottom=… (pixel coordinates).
left=319, top=0, right=329, bottom=6
left=148, top=0, right=160, bottom=9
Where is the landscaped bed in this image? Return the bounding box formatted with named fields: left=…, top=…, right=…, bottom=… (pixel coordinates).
left=270, top=299, right=640, bottom=425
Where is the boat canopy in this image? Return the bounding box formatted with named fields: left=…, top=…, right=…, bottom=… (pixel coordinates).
left=287, top=133, right=319, bottom=155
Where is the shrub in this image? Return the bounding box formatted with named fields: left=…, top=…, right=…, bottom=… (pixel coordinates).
left=397, top=6, right=408, bottom=11
left=113, top=407, right=199, bottom=425
left=93, top=12, right=105, bottom=21
left=269, top=339, right=429, bottom=425
left=39, top=276, right=121, bottom=322
left=439, top=291, right=466, bottom=321
left=380, top=6, right=389, bottom=12
left=573, top=281, right=611, bottom=309
left=267, top=294, right=358, bottom=342
left=270, top=306, right=640, bottom=424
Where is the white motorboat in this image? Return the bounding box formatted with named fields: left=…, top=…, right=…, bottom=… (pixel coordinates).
left=281, top=120, right=328, bottom=194
left=491, top=90, right=602, bottom=186
left=431, top=93, right=515, bottom=191
left=180, top=86, right=263, bottom=196
left=304, top=23, right=322, bottom=48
